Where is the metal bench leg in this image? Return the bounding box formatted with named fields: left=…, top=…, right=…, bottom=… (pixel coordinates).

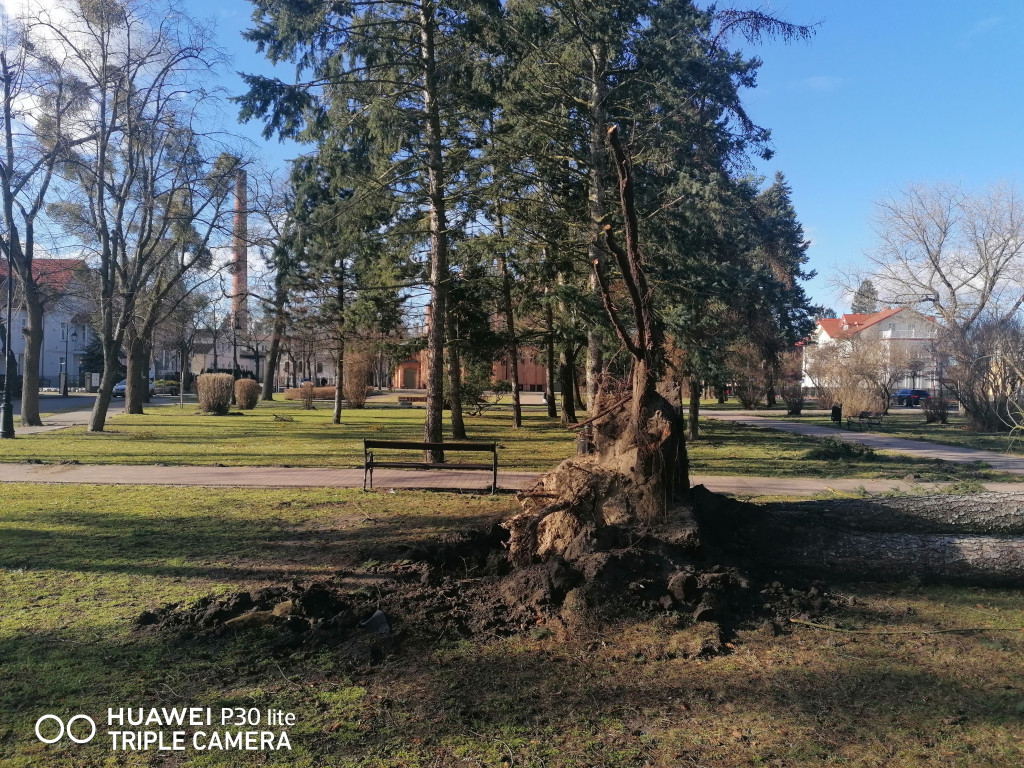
left=492, top=453, right=498, bottom=495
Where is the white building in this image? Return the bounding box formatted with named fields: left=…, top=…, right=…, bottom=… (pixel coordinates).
left=803, top=307, right=942, bottom=392
left=0, top=259, right=92, bottom=389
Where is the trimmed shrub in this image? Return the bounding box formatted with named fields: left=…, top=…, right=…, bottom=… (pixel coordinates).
left=299, top=381, right=315, bottom=409
left=283, top=386, right=335, bottom=401
left=235, top=378, right=260, bottom=410
left=344, top=351, right=374, bottom=409
left=197, top=373, right=233, bottom=414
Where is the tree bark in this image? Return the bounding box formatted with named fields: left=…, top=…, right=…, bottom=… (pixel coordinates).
left=756, top=529, right=1024, bottom=585
left=751, top=493, right=1024, bottom=535
left=688, top=376, right=700, bottom=441
left=447, top=314, right=467, bottom=440
left=585, top=42, right=609, bottom=412
left=125, top=332, right=147, bottom=414
left=262, top=276, right=287, bottom=401
left=332, top=273, right=345, bottom=424
left=694, top=487, right=1024, bottom=585
left=19, top=292, right=43, bottom=426
left=498, top=253, right=521, bottom=428
left=560, top=349, right=577, bottom=424
left=332, top=335, right=344, bottom=424
left=545, top=297, right=557, bottom=419
left=88, top=339, right=121, bottom=432
left=420, top=0, right=448, bottom=462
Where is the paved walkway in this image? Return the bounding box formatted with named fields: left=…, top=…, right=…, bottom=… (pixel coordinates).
left=1, top=401, right=1023, bottom=496
left=706, top=410, right=1024, bottom=473
left=0, top=462, right=1022, bottom=497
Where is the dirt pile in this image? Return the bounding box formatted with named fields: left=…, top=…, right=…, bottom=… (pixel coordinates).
left=137, top=489, right=844, bottom=663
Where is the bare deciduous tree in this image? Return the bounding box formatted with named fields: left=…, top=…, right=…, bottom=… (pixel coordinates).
left=38, top=0, right=238, bottom=431
left=859, top=183, right=1024, bottom=430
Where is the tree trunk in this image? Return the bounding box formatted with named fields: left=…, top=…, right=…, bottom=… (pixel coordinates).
left=261, top=280, right=287, bottom=401
left=559, top=349, right=577, bottom=424
left=143, top=335, right=153, bottom=404
left=744, top=493, right=1024, bottom=535
left=125, top=332, right=147, bottom=414
left=332, top=274, right=345, bottom=425
left=447, top=327, right=467, bottom=440
left=332, top=335, right=344, bottom=425
left=420, top=0, right=448, bottom=462
left=694, top=487, right=1024, bottom=585
left=88, top=340, right=121, bottom=432
left=545, top=299, right=557, bottom=419
left=498, top=254, right=522, bottom=428
left=688, top=376, right=700, bottom=441
left=19, top=291, right=43, bottom=426
left=573, top=362, right=585, bottom=414
left=585, top=41, right=609, bottom=413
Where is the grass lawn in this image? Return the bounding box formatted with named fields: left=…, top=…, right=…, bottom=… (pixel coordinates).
left=0, top=400, right=578, bottom=471
left=1, top=400, right=1016, bottom=485
left=772, top=409, right=1024, bottom=456
left=3, top=484, right=1024, bottom=767
left=688, top=418, right=1014, bottom=482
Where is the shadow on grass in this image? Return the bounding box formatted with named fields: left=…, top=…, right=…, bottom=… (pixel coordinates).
left=0, top=508, right=508, bottom=581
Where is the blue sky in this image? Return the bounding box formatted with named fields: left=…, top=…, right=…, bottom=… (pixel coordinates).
left=181, top=0, right=304, bottom=170
left=187, top=0, right=1024, bottom=313
left=744, top=1, right=1024, bottom=311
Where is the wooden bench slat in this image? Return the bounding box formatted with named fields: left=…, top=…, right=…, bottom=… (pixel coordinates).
left=368, top=461, right=496, bottom=471
left=364, top=440, right=496, bottom=452
left=363, top=439, right=499, bottom=493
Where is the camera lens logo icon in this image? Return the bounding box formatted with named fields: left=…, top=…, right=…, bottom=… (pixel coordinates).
left=35, top=714, right=97, bottom=744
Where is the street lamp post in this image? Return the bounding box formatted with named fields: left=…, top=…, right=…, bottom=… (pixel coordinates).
left=0, top=255, right=14, bottom=439
left=61, top=328, right=78, bottom=397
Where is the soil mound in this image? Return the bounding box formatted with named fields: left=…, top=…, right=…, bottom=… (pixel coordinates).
left=136, top=490, right=844, bottom=663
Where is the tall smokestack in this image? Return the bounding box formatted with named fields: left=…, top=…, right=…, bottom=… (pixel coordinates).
left=232, top=168, right=248, bottom=331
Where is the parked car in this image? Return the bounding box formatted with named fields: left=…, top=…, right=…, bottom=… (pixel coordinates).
left=894, top=388, right=931, bottom=407
left=112, top=379, right=155, bottom=397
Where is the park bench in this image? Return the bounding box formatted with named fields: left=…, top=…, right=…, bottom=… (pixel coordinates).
left=362, top=439, right=499, bottom=494
left=846, top=411, right=885, bottom=430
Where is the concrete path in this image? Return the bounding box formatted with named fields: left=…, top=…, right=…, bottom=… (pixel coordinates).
left=2, top=399, right=1022, bottom=496
left=6, top=393, right=97, bottom=434
left=0, top=462, right=1021, bottom=497
left=706, top=410, right=1024, bottom=473
left=0, top=462, right=541, bottom=493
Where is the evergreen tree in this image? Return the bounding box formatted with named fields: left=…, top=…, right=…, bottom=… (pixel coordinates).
left=851, top=279, right=880, bottom=314
left=239, top=0, right=500, bottom=455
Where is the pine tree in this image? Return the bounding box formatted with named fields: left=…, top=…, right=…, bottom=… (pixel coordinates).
left=239, top=0, right=500, bottom=456
left=851, top=279, right=880, bottom=314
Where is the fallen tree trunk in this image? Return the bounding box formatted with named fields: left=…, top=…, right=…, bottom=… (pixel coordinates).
left=751, top=493, right=1024, bottom=535
left=693, top=486, right=1024, bottom=585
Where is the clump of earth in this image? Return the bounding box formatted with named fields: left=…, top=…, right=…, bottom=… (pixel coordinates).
left=137, top=492, right=846, bottom=665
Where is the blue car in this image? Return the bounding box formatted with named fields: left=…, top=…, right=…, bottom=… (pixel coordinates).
left=112, top=379, right=155, bottom=397
left=894, top=388, right=930, bottom=407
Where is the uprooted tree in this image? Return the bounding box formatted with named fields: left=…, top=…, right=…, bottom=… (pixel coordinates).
left=498, top=126, right=1024, bottom=641
left=506, top=126, right=688, bottom=560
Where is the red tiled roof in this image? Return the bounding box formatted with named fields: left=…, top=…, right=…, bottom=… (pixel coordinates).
left=815, top=307, right=937, bottom=339
left=0, top=258, right=86, bottom=293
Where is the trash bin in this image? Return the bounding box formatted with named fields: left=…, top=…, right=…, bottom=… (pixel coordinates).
left=577, top=424, right=594, bottom=455
left=830, top=405, right=842, bottom=424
